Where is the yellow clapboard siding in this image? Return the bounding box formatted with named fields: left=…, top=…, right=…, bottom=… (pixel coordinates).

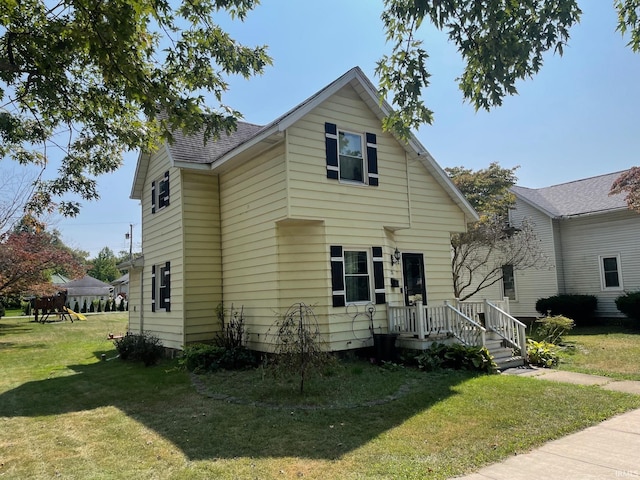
left=182, top=171, right=222, bottom=341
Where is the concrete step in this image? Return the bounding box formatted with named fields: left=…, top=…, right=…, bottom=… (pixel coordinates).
left=495, top=355, right=526, bottom=370
left=490, top=348, right=516, bottom=361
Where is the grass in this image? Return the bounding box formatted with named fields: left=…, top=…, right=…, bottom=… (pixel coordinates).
left=558, top=322, right=640, bottom=381
left=1, top=314, right=640, bottom=479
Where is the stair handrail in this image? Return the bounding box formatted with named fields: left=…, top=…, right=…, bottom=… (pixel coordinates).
left=444, top=301, right=486, bottom=347
left=483, top=299, right=527, bottom=360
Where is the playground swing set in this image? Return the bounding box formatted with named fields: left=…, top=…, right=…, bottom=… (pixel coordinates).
left=31, top=290, right=87, bottom=323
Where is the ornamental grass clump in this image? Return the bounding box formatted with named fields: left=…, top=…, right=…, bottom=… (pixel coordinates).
left=535, top=315, right=574, bottom=344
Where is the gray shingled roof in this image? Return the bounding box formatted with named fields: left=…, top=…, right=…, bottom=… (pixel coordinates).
left=167, top=121, right=264, bottom=165
left=61, top=275, right=113, bottom=296
left=512, top=170, right=629, bottom=218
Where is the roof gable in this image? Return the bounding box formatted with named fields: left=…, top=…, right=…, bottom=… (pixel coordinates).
left=512, top=170, right=629, bottom=218
left=130, top=67, right=478, bottom=222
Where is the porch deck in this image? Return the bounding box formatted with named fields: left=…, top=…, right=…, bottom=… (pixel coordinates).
left=387, top=299, right=527, bottom=369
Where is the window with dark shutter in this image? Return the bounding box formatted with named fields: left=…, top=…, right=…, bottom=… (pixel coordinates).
left=330, top=246, right=384, bottom=306
left=372, top=247, right=385, bottom=304
left=151, top=171, right=170, bottom=214
left=330, top=246, right=345, bottom=307
left=325, top=123, right=379, bottom=186
left=151, top=265, right=156, bottom=312
left=325, top=123, right=339, bottom=180
left=152, top=262, right=171, bottom=312
left=159, top=261, right=171, bottom=311
left=366, top=133, right=379, bottom=186
left=151, top=181, right=156, bottom=214
left=159, top=171, right=170, bottom=209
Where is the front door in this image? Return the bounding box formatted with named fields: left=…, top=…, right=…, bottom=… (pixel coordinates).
left=402, top=253, right=427, bottom=306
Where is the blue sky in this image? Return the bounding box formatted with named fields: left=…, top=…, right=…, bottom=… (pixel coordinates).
left=45, top=1, right=640, bottom=256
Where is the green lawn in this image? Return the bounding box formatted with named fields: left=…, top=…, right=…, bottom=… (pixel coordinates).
left=558, top=323, right=640, bottom=381
left=1, top=314, right=639, bottom=479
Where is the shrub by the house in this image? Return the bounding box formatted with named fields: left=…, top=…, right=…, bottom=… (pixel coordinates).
left=615, top=291, right=640, bottom=321
left=181, top=344, right=258, bottom=373
left=527, top=339, right=559, bottom=367
left=535, top=315, right=574, bottom=344
left=114, top=333, right=164, bottom=366
left=535, top=294, right=597, bottom=324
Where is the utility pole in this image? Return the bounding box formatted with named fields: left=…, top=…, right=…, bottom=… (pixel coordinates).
left=125, top=224, right=133, bottom=262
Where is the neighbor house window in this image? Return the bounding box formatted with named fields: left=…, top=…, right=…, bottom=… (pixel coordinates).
left=501, top=264, right=516, bottom=300
left=151, top=262, right=171, bottom=312
left=330, top=246, right=385, bottom=307
left=151, top=171, right=170, bottom=214
left=600, top=255, right=622, bottom=290
left=325, top=123, right=378, bottom=186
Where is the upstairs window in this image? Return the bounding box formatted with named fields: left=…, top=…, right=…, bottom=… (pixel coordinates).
left=325, top=123, right=378, bottom=186
left=339, top=131, right=365, bottom=183
left=600, top=255, right=622, bottom=290
left=151, top=171, right=170, bottom=214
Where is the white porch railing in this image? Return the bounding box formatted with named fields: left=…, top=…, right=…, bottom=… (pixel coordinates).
left=482, top=300, right=527, bottom=358
left=388, top=301, right=486, bottom=347
left=387, top=298, right=526, bottom=359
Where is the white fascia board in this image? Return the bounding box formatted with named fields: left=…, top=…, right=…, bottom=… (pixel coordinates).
left=130, top=149, right=149, bottom=200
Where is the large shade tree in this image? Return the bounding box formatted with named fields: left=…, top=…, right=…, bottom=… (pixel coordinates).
left=0, top=218, right=85, bottom=296
left=446, top=163, right=548, bottom=301
left=87, top=246, right=122, bottom=283
left=1, top=0, right=639, bottom=217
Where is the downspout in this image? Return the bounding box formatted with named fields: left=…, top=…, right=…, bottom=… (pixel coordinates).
left=139, top=267, right=144, bottom=334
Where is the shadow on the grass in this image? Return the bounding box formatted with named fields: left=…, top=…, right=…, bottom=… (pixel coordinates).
left=0, top=350, right=475, bottom=461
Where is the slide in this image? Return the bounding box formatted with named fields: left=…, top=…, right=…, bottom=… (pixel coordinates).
left=63, top=307, right=87, bottom=321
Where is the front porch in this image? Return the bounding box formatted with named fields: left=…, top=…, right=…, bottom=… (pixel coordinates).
left=387, top=299, right=527, bottom=369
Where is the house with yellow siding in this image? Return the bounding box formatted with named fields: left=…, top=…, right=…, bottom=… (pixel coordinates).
left=124, top=67, right=526, bottom=361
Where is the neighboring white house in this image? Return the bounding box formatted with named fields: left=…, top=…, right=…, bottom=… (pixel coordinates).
left=111, top=273, right=129, bottom=298
left=478, top=170, right=640, bottom=318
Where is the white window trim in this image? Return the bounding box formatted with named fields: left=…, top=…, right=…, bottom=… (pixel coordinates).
left=501, top=264, right=518, bottom=302
left=155, top=174, right=169, bottom=211
left=343, top=248, right=373, bottom=305
left=599, top=254, right=623, bottom=291
left=338, top=129, right=368, bottom=185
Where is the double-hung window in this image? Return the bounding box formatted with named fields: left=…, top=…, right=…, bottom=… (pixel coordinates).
left=501, top=264, right=516, bottom=300
left=600, top=255, right=622, bottom=290
left=151, top=262, right=171, bottom=312
left=344, top=250, right=371, bottom=303
left=325, top=122, right=378, bottom=186
left=339, top=131, right=365, bottom=183
left=330, top=246, right=385, bottom=307
left=151, top=171, right=170, bottom=214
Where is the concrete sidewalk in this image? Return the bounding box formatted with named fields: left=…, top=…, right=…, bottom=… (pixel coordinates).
left=453, top=368, right=640, bottom=480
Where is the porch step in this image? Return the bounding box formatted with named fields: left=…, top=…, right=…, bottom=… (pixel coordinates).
left=487, top=344, right=525, bottom=370
left=494, top=355, right=526, bottom=370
